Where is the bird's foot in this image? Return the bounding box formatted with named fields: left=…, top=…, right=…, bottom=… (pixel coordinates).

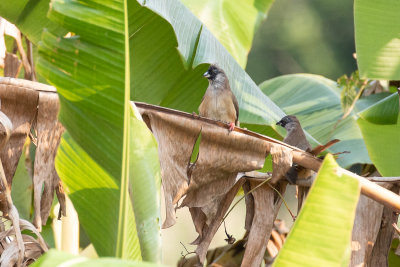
left=228, top=122, right=235, bottom=132
left=192, top=112, right=199, bottom=119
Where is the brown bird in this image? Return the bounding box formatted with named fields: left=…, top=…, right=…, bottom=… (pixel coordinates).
left=199, top=65, right=239, bottom=131
left=276, top=115, right=312, bottom=152
left=276, top=115, right=312, bottom=213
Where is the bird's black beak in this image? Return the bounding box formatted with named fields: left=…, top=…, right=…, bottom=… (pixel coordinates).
left=203, top=71, right=210, bottom=78
left=276, top=120, right=283, bottom=127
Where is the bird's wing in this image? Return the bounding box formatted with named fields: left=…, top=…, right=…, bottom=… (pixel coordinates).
left=198, top=86, right=211, bottom=115
left=231, top=91, right=239, bottom=125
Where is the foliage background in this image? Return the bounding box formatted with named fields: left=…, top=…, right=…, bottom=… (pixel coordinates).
left=247, top=0, right=356, bottom=83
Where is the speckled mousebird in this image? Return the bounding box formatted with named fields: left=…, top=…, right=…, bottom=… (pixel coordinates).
left=276, top=115, right=312, bottom=212
left=199, top=65, right=239, bottom=131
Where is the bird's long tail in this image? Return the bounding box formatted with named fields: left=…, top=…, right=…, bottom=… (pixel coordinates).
left=297, top=186, right=309, bottom=214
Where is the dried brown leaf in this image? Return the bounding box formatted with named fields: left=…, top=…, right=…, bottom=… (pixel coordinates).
left=350, top=195, right=383, bottom=266
left=137, top=103, right=299, bottom=266
left=19, top=219, right=48, bottom=251
left=138, top=103, right=272, bottom=230
left=0, top=217, right=48, bottom=267
left=9, top=205, right=24, bottom=266
left=368, top=185, right=399, bottom=266
left=242, top=181, right=275, bottom=267
left=22, top=234, right=45, bottom=261
left=188, top=207, right=207, bottom=245
left=0, top=78, right=63, bottom=230
left=0, top=78, right=40, bottom=186
left=181, top=124, right=268, bottom=209
left=0, top=240, right=19, bottom=267
left=195, top=179, right=245, bottom=265
left=270, top=144, right=293, bottom=184
left=243, top=181, right=254, bottom=232
left=139, top=109, right=199, bottom=228
left=33, top=92, right=65, bottom=230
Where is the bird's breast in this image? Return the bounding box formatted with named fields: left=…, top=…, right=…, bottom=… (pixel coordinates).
left=199, top=88, right=236, bottom=123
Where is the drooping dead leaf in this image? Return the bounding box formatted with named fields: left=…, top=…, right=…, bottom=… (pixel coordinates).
left=242, top=181, right=275, bottom=267
left=270, top=144, right=293, bottom=184
left=195, top=179, right=245, bottom=265
left=181, top=124, right=268, bottom=208
left=33, top=92, right=65, bottom=230
left=140, top=108, right=200, bottom=228
left=243, top=181, right=254, bottom=232
left=136, top=103, right=301, bottom=265
left=0, top=78, right=39, bottom=185
left=0, top=78, right=66, bottom=230
left=138, top=103, right=273, bottom=231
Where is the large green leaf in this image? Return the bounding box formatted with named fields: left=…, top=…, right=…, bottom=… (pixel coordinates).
left=357, top=117, right=400, bottom=177
left=259, top=74, right=372, bottom=167
left=358, top=93, right=399, bottom=124
left=181, top=0, right=274, bottom=67
left=56, top=132, right=141, bottom=259
left=32, top=249, right=167, bottom=267
left=354, top=0, right=400, bottom=80
left=36, top=0, right=161, bottom=261
left=273, top=154, right=361, bottom=266
left=11, top=146, right=32, bottom=220
left=130, top=107, right=161, bottom=262
left=0, top=0, right=66, bottom=45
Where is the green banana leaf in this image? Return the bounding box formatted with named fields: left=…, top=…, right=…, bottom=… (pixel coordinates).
left=181, top=0, right=274, bottom=68
left=358, top=93, right=399, bottom=124
left=273, top=154, right=361, bottom=266
left=389, top=239, right=400, bottom=267
left=11, top=147, right=32, bottom=220
left=55, top=132, right=141, bottom=260
left=0, top=0, right=66, bottom=45
left=358, top=117, right=400, bottom=177
left=130, top=107, right=161, bottom=261
left=354, top=0, right=400, bottom=80
left=32, top=249, right=167, bottom=267
left=258, top=74, right=378, bottom=167
left=356, top=91, right=400, bottom=176
left=37, top=0, right=161, bottom=261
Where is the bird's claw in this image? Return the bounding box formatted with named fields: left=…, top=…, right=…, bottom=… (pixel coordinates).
left=192, top=112, right=199, bottom=119
left=228, top=122, right=235, bottom=132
